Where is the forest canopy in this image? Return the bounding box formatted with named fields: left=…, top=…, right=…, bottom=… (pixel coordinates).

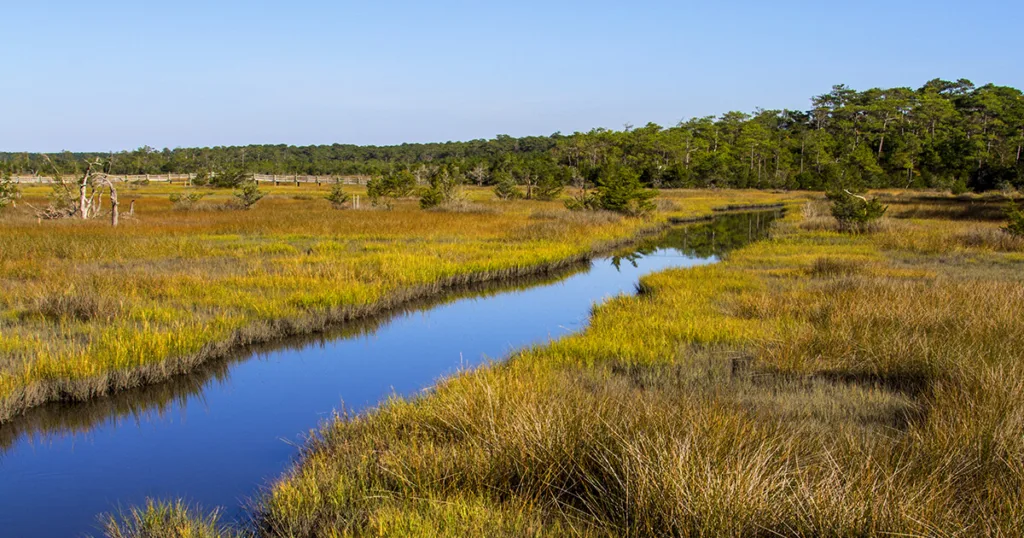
left=3, top=78, right=1022, bottom=192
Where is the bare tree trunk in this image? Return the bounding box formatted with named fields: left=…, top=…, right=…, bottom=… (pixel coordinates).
left=129, top=199, right=135, bottom=216
left=110, top=184, right=119, bottom=227
left=79, top=169, right=91, bottom=219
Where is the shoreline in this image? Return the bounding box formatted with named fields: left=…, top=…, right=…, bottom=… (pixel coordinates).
left=0, top=219, right=682, bottom=424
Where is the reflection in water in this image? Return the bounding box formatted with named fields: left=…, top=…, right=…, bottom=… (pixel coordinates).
left=0, top=211, right=778, bottom=538
left=612, top=211, right=780, bottom=269
left=0, top=268, right=589, bottom=456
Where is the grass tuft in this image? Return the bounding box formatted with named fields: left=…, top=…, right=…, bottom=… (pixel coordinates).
left=99, top=499, right=244, bottom=538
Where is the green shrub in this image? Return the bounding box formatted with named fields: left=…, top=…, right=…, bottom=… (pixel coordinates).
left=420, top=165, right=464, bottom=209
left=0, top=170, right=20, bottom=211
left=191, top=170, right=211, bottom=187
left=325, top=182, right=351, bottom=209
left=826, top=190, right=887, bottom=232
left=419, top=187, right=446, bottom=209
left=209, top=166, right=252, bottom=188
left=168, top=192, right=206, bottom=211
left=1005, top=202, right=1024, bottom=237
left=233, top=180, right=265, bottom=210
left=533, top=172, right=565, bottom=201
left=367, top=170, right=416, bottom=209
left=493, top=172, right=524, bottom=200
left=564, top=191, right=600, bottom=211
left=596, top=166, right=656, bottom=216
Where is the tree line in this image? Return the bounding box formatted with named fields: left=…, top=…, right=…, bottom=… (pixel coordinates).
left=3, top=78, right=1022, bottom=193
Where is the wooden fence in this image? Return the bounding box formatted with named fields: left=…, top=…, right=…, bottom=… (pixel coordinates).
left=10, top=173, right=372, bottom=186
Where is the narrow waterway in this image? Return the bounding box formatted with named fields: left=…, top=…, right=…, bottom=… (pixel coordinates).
left=0, top=211, right=778, bottom=537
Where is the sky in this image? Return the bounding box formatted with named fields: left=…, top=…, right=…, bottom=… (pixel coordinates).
left=2, top=0, right=1022, bottom=152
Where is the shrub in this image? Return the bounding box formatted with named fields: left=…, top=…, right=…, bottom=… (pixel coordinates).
left=418, top=187, right=446, bottom=209
left=564, top=191, right=600, bottom=211
left=325, top=182, right=351, bottom=209
left=596, top=166, right=656, bottom=216
left=826, top=190, right=887, bottom=232
left=191, top=170, right=211, bottom=187
left=0, top=170, right=20, bottom=211
left=493, top=172, right=524, bottom=200
left=420, top=165, right=464, bottom=210
left=168, top=192, right=206, bottom=211
left=533, top=172, right=565, bottom=201
left=232, top=180, right=265, bottom=210
left=367, top=170, right=416, bottom=209
left=950, top=178, right=968, bottom=195
left=209, top=166, right=252, bottom=188
left=1005, top=202, right=1024, bottom=237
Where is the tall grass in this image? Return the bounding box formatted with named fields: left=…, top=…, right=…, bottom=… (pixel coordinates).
left=239, top=194, right=1024, bottom=537
left=0, top=185, right=807, bottom=422
left=99, top=499, right=244, bottom=538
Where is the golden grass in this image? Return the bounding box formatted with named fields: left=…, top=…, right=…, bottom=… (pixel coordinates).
left=0, top=185, right=806, bottom=422
left=232, top=194, right=1024, bottom=537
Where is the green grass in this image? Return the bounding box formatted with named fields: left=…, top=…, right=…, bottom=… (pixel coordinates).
left=211, top=194, right=1024, bottom=537
left=98, top=499, right=242, bottom=538
left=0, top=185, right=803, bottom=422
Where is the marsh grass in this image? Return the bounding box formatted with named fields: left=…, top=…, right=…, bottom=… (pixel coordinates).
left=99, top=499, right=245, bottom=538
left=238, top=193, right=1024, bottom=537
left=0, top=186, right=805, bottom=422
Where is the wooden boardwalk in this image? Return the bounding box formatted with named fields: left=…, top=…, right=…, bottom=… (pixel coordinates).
left=10, top=173, right=371, bottom=186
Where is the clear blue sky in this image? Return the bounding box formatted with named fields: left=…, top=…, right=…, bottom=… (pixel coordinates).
left=3, top=0, right=1021, bottom=152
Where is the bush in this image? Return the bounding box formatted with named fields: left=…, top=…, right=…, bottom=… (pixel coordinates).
left=209, top=167, right=252, bottom=188
left=1005, top=202, right=1024, bottom=237
left=191, top=170, right=210, bottom=187
left=419, top=165, right=464, bottom=209
left=564, top=191, right=600, bottom=211
left=826, top=190, right=887, bottom=232
left=0, top=170, right=20, bottom=211
left=950, top=178, right=968, bottom=195
left=367, top=170, right=416, bottom=209
left=596, top=166, right=656, bottom=216
left=533, top=172, right=565, bottom=201
left=419, top=187, right=446, bottom=209
left=325, top=182, right=351, bottom=209
left=232, top=180, right=265, bottom=210
left=168, top=192, right=206, bottom=211
left=493, top=172, right=523, bottom=200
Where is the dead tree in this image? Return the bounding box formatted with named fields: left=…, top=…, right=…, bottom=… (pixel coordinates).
left=91, top=173, right=120, bottom=226
left=36, top=156, right=120, bottom=225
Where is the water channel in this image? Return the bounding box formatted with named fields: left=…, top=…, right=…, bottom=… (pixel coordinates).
left=0, top=211, right=778, bottom=537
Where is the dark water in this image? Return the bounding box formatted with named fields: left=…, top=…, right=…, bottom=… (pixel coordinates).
left=0, top=211, right=778, bottom=537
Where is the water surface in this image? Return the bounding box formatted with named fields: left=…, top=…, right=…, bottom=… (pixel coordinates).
left=0, top=211, right=777, bottom=537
